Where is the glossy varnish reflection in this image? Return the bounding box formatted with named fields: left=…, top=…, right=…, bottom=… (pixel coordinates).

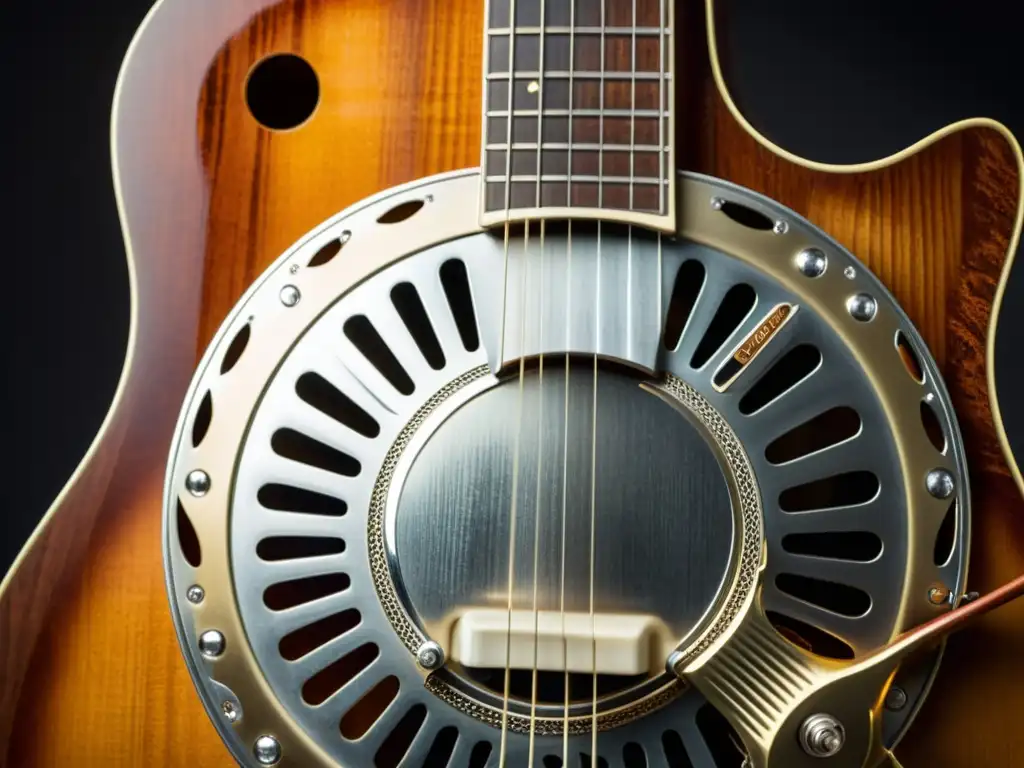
left=4, top=0, right=1024, bottom=766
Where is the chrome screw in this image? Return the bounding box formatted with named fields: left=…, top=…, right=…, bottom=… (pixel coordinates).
left=795, top=247, right=828, bottom=278
left=926, top=468, right=955, bottom=499
left=288, top=264, right=300, bottom=275
left=847, top=293, right=878, bottom=322
left=221, top=700, right=240, bottom=723
left=340, top=229, right=352, bottom=243
left=843, top=266, right=856, bottom=280
left=416, top=641, right=445, bottom=671
left=186, top=585, right=205, bottom=604
left=885, top=686, right=908, bottom=711
left=710, top=196, right=725, bottom=211
left=773, top=220, right=789, bottom=235
left=199, top=630, right=226, bottom=658
left=185, top=469, right=211, bottom=497
left=799, top=713, right=846, bottom=757
left=280, top=285, right=301, bottom=307
left=254, top=735, right=282, bottom=765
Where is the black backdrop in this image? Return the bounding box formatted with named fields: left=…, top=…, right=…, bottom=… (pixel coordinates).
left=2, top=0, right=1023, bottom=576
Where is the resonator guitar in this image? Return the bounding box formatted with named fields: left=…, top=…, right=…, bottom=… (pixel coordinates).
left=3, top=1, right=1024, bottom=767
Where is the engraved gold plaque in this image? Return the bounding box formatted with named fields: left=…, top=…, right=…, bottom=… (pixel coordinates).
left=712, top=303, right=798, bottom=391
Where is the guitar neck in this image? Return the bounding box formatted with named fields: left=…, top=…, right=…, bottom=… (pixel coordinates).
left=479, top=0, right=678, bottom=232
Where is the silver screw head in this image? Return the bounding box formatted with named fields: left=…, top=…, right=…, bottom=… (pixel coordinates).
left=254, top=735, right=281, bottom=765
left=280, top=284, right=301, bottom=307
left=199, top=630, right=226, bottom=658
left=186, top=585, right=205, bottom=604
left=221, top=700, right=240, bottom=723
left=795, top=247, right=827, bottom=278
left=340, top=229, right=352, bottom=243
left=773, top=220, right=789, bottom=235
left=843, top=266, right=856, bottom=280
left=288, top=264, right=300, bottom=274
left=885, top=686, right=908, bottom=711
left=416, top=641, right=445, bottom=671
left=926, top=468, right=955, bottom=499
left=799, top=713, right=845, bottom=757
left=847, top=292, right=878, bottom=322
left=185, top=469, right=211, bottom=497
left=710, top=196, right=725, bottom=211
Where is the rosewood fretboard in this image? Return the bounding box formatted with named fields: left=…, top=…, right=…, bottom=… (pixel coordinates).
left=480, top=0, right=677, bottom=231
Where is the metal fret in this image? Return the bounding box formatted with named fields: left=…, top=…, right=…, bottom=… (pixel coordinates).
left=480, top=0, right=676, bottom=230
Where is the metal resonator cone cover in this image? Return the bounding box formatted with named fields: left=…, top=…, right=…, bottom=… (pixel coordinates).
left=163, top=171, right=969, bottom=768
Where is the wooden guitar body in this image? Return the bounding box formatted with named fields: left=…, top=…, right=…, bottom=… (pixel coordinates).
left=2, top=1, right=1022, bottom=766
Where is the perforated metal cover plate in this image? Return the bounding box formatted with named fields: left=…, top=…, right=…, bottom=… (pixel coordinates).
left=164, top=170, right=969, bottom=768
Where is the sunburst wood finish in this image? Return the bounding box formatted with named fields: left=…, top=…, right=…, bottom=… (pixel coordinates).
left=2, top=0, right=1024, bottom=766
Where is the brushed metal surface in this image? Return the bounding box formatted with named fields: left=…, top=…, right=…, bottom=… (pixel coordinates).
left=391, top=363, right=735, bottom=652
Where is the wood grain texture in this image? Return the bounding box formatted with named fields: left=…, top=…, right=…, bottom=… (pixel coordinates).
left=4, top=0, right=1024, bottom=766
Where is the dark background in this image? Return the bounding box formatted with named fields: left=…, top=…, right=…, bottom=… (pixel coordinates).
left=1, top=0, right=1022, bottom=576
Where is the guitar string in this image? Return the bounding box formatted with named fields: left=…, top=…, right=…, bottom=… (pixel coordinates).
left=589, top=0, right=608, bottom=760
left=628, top=0, right=638, bottom=359
left=498, top=0, right=521, bottom=764
left=528, top=2, right=549, bottom=762
left=561, top=0, right=577, bottom=763
left=658, top=0, right=667, bottom=377
left=528, top=222, right=545, bottom=767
